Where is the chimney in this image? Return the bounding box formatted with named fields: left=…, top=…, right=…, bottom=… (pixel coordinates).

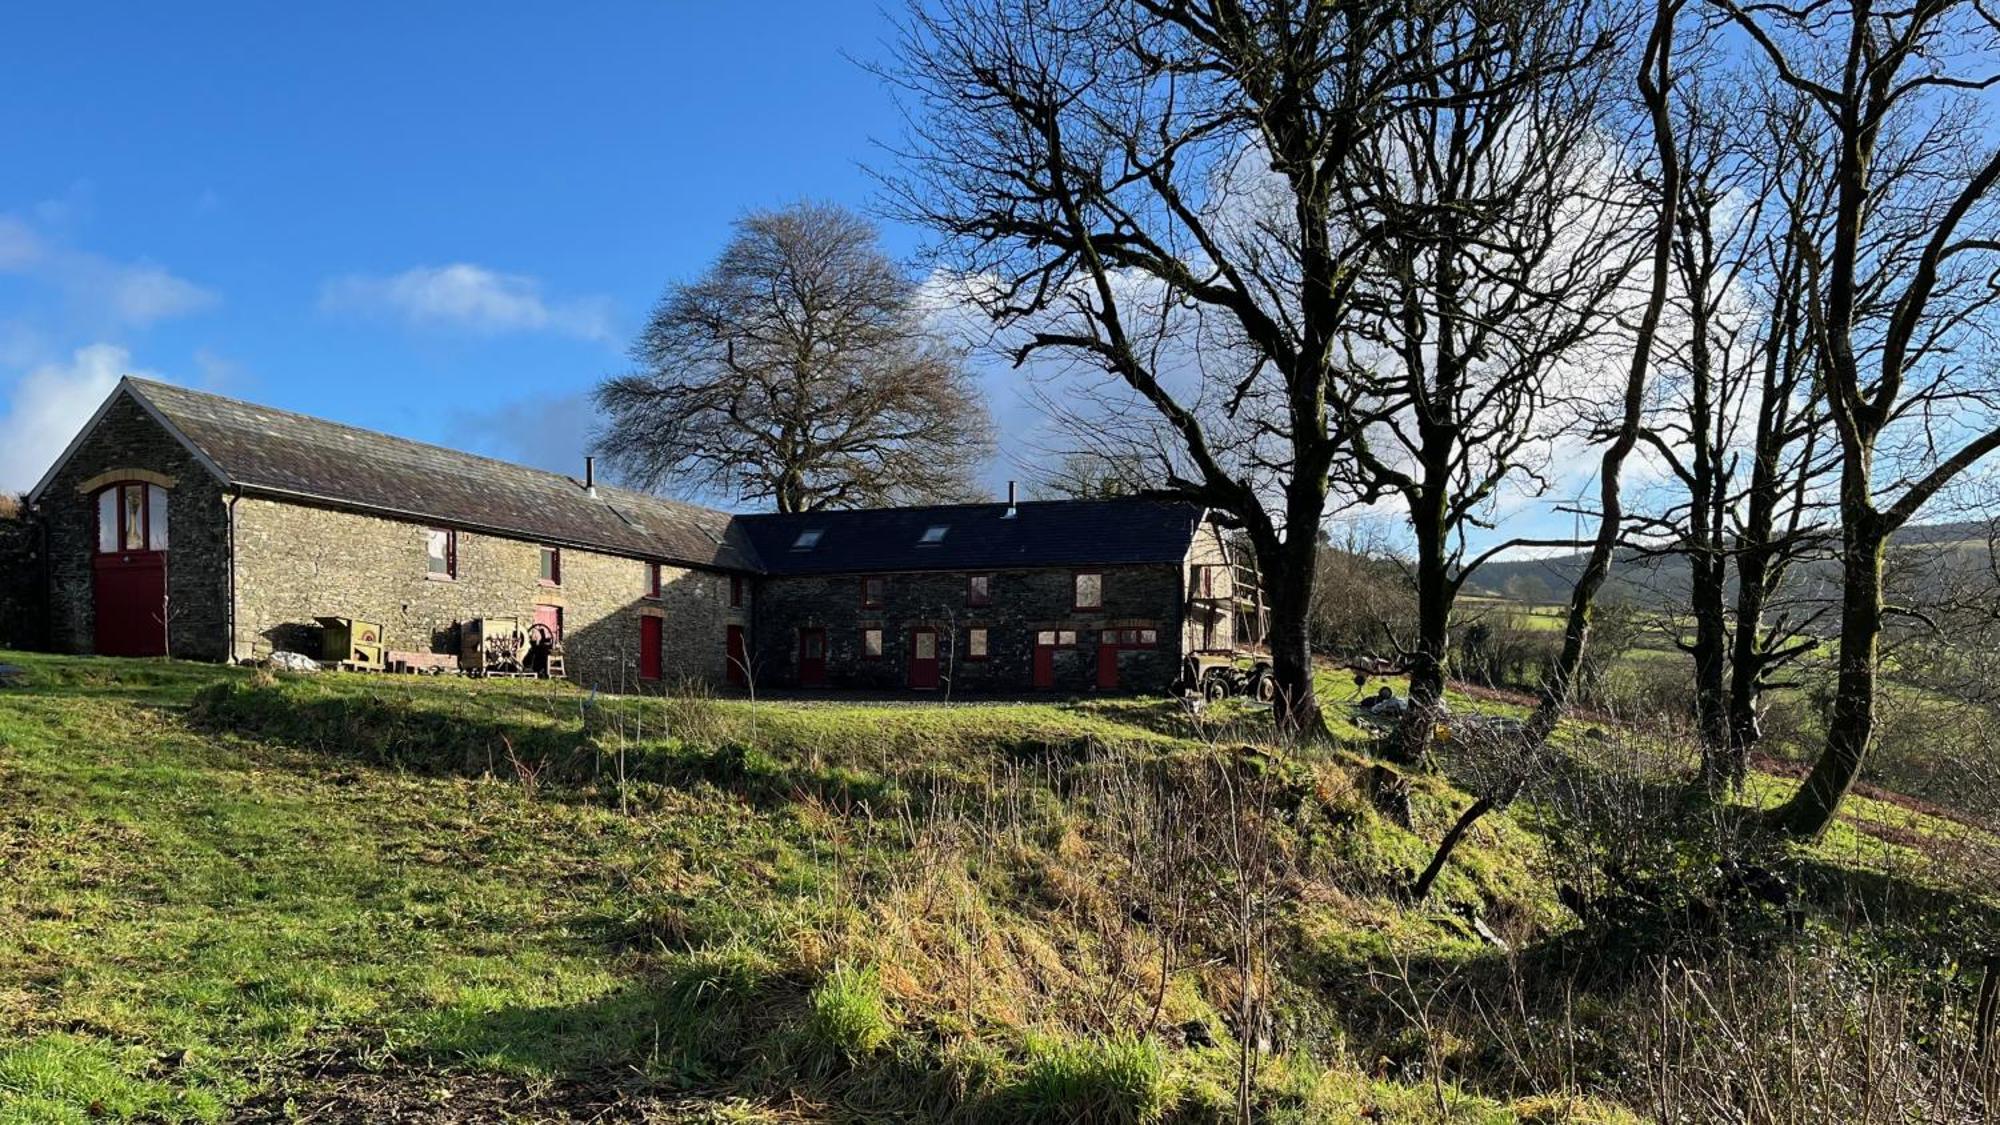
left=584, top=455, right=597, bottom=497
left=1003, top=480, right=1017, bottom=519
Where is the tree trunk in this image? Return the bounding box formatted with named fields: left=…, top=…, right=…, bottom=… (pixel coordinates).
left=1395, top=506, right=1451, bottom=764
left=1722, top=542, right=1774, bottom=786
left=1409, top=792, right=1498, bottom=901
left=1689, top=550, right=1731, bottom=779
left=1767, top=503, right=1884, bottom=839
left=1258, top=531, right=1323, bottom=740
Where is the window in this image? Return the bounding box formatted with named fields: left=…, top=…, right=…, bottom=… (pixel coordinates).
left=146, top=487, right=168, bottom=551
left=863, top=627, right=885, bottom=658
left=967, top=627, right=989, bottom=659
left=1197, top=564, right=1215, bottom=597
left=539, top=546, right=561, bottom=586
left=645, top=561, right=661, bottom=598
left=968, top=574, right=992, bottom=607
left=730, top=574, right=744, bottom=607
left=1100, top=627, right=1158, bottom=647
left=861, top=575, right=885, bottom=608
left=792, top=529, right=823, bottom=550
left=1037, top=629, right=1078, bottom=647
left=919, top=524, right=949, bottom=545
left=1074, top=572, right=1103, bottom=610
left=94, top=483, right=168, bottom=554
left=426, top=527, right=457, bottom=579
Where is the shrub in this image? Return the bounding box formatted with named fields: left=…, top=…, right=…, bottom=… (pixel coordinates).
left=998, top=1033, right=1169, bottom=1124
left=801, top=963, right=893, bottom=1071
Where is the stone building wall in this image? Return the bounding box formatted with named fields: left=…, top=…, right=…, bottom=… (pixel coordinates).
left=38, top=395, right=231, bottom=660
left=751, top=563, right=1184, bottom=694
left=1183, top=517, right=1239, bottom=653
left=231, top=498, right=750, bottom=690
left=0, top=495, right=44, bottom=651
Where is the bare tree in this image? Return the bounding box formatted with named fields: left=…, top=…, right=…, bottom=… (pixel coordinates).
left=1628, top=69, right=1838, bottom=786
left=883, top=0, right=1635, bottom=734
left=1712, top=0, right=2000, bottom=839
left=1333, top=0, right=1642, bottom=763
left=595, top=201, right=994, bottom=512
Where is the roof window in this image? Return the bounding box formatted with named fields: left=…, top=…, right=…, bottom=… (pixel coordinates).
left=792, top=529, right=823, bottom=550
left=919, top=524, right=949, bottom=545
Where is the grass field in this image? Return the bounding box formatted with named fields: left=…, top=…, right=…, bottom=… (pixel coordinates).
left=2, top=652, right=1994, bottom=1122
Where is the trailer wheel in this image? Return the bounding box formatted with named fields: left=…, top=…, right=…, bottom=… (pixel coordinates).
left=1253, top=673, right=1277, bottom=704
left=1203, top=673, right=1231, bottom=702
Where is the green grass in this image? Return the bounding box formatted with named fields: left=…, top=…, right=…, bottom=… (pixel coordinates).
left=0, top=650, right=1988, bottom=1122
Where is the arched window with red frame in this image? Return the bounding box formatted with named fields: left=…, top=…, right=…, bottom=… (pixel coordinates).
left=95, top=481, right=168, bottom=554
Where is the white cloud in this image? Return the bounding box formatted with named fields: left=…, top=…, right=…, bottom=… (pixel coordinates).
left=319, top=263, right=614, bottom=342
left=0, top=212, right=218, bottom=329
left=0, top=344, right=149, bottom=493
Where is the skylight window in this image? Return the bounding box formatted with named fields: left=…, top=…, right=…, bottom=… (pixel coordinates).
left=918, top=524, right=949, bottom=545
left=792, top=529, right=823, bottom=550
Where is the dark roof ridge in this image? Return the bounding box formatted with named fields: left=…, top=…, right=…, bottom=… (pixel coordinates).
left=733, top=495, right=1192, bottom=520
left=122, top=377, right=735, bottom=524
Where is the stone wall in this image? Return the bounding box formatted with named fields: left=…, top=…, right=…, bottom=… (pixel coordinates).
left=751, top=563, right=1185, bottom=694
left=0, top=495, right=44, bottom=651
left=1183, top=517, right=1238, bottom=653
left=39, top=394, right=232, bottom=660
left=231, top=498, right=750, bottom=690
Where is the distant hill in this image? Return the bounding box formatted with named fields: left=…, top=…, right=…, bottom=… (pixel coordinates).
left=1465, top=520, right=1994, bottom=611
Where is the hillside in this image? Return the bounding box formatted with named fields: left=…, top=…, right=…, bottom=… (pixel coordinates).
left=1466, top=520, right=1993, bottom=610
left=2, top=654, right=1996, bottom=1122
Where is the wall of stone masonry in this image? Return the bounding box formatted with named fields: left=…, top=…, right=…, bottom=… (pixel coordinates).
left=38, top=394, right=231, bottom=660
left=230, top=497, right=750, bottom=689
left=0, top=496, right=44, bottom=651
left=750, top=562, right=1185, bottom=694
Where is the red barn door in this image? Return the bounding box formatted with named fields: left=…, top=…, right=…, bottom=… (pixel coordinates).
left=639, top=615, right=662, bottom=681
left=909, top=627, right=940, bottom=690
left=725, top=625, right=747, bottom=687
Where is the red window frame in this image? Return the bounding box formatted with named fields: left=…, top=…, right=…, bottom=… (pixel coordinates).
left=95, top=481, right=167, bottom=554
left=730, top=574, right=744, bottom=607
left=424, top=527, right=457, bottom=580
left=965, top=626, right=990, bottom=660
left=540, top=546, right=562, bottom=587
left=645, top=561, right=662, bottom=599
left=1100, top=626, right=1158, bottom=648
left=1073, top=571, right=1103, bottom=611
left=861, top=626, right=885, bottom=659
left=861, top=575, right=885, bottom=609
left=967, top=573, right=992, bottom=607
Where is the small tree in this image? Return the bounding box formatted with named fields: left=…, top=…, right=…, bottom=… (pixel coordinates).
left=596, top=201, right=994, bottom=512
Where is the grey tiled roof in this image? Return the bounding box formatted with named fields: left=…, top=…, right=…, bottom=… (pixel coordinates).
left=126, top=378, right=761, bottom=572
left=736, top=499, right=1203, bottom=575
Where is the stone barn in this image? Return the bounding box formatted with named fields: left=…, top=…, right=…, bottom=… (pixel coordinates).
left=24, top=377, right=1251, bottom=695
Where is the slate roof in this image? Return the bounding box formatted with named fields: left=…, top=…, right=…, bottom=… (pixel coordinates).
left=736, top=499, right=1204, bottom=576
left=121, top=378, right=761, bottom=572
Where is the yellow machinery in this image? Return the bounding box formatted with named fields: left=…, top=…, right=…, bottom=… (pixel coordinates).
left=316, top=616, right=386, bottom=671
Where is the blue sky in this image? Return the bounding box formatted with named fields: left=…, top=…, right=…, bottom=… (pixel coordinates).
left=0, top=2, right=955, bottom=495
left=0, top=1, right=1605, bottom=559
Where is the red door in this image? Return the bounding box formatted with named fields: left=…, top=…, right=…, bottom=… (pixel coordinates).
left=798, top=628, right=827, bottom=687
left=533, top=603, right=562, bottom=638
left=1096, top=643, right=1120, bottom=690
left=639, top=615, right=662, bottom=681
left=725, top=625, right=747, bottom=687
left=909, top=627, right=940, bottom=690
left=1033, top=631, right=1056, bottom=690
left=93, top=553, right=167, bottom=657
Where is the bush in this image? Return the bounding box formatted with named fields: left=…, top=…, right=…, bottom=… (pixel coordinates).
left=801, top=963, right=893, bottom=1071
left=998, top=1033, right=1170, bottom=1124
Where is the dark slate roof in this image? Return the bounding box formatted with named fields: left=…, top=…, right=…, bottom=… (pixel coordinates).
left=737, top=499, right=1204, bottom=576
left=124, top=378, right=761, bottom=572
